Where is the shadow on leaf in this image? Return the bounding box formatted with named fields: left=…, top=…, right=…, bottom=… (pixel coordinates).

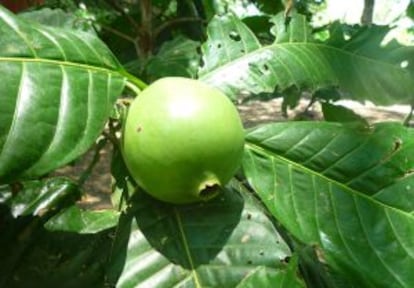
left=134, top=186, right=243, bottom=268
left=107, top=185, right=244, bottom=285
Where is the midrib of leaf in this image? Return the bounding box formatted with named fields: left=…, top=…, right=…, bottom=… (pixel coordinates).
left=245, top=141, right=414, bottom=218
left=0, top=55, right=144, bottom=94
left=0, top=56, right=120, bottom=75
left=174, top=208, right=202, bottom=288
left=200, top=41, right=408, bottom=81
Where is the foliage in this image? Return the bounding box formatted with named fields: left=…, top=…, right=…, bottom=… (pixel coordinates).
left=1, top=1, right=414, bottom=287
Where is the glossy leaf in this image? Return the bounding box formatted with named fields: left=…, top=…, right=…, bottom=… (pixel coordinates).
left=0, top=6, right=126, bottom=183
left=199, top=13, right=414, bottom=105
left=243, top=121, right=414, bottom=287
left=44, top=205, right=120, bottom=234
left=107, top=183, right=294, bottom=287
left=4, top=177, right=79, bottom=217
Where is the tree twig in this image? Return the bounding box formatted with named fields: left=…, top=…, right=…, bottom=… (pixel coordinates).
left=153, top=17, right=205, bottom=39
left=103, top=0, right=140, bottom=32
left=100, top=24, right=135, bottom=43
left=361, top=0, right=375, bottom=25
left=77, top=138, right=108, bottom=188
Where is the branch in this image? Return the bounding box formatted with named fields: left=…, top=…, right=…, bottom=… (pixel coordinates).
left=103, top=0, right=140, bottom=32
left=100, top=25, right=135, bottom=43
left=153, top=17, right=205, bottom=39
left=361, top=0, right=375, bottom=25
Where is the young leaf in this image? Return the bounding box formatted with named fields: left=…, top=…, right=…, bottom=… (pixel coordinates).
left=107, top=183, right=293, bottom=287
left=199, top=13, right=414, bottom=105
left=243, top=122, right=414, bottom=287
left=0, top=7, right=126, bottom=183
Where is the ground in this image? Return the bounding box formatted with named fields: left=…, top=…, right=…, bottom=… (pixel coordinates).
left=54, top=99, right=412, bottom=209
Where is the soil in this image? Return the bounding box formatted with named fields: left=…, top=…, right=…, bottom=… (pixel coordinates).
left=54, top=99, right=412, bottom=209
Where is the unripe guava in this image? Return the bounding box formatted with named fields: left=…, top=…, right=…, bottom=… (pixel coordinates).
left=122, top=77, right=244, bottom=204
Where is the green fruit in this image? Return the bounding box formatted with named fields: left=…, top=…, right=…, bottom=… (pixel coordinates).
left=122, top=77, right=244, bottom=204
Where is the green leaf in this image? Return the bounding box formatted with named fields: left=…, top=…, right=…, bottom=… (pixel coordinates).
left=236, top=256, right=305, bottom=288
left=0, top=6, right=126, bottom=183
left=6, top=177, right=79, bottom=217
left=199, top=13, right=414, bottom=105
left=44, top=205, right=120, bottom=234
left=18, top=7, right=95, bottom=33
left=243, top=121, right=414, bottom=287
left=145, top=35, right=201, bottom=81
left=321, top=102, right=368, bottom=125
left=107, top=182, right=293, bottom=287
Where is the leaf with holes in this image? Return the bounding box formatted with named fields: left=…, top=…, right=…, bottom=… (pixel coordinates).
left=243, top=121, right=414, bottom=287
left=107, top=182, right=295, bottom=287
left=199, top=12, right=414, bottom=105
left=145, top=35, right=201, bottom=81
left=0, top=6, right=126, bottom=183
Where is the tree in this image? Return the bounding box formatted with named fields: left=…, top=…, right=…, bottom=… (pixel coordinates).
left=0, top=1, right=413, bottom=287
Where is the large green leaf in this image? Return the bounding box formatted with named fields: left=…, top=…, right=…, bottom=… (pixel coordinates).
left=243, top=121, right=414, bottom=287
left=0, top=6, right=126, bottom=183
left=199, top=12, right=414, bottom=105
left=107, top=183, right=295, bottom=287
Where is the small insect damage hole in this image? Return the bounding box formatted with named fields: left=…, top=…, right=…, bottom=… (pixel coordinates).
left=401, top=60, right=409, bottom=69
left=217, top=43, right=222, bottom=49
left=137, top=125, right=142, bottom=133
left=259, top=63, right=271, bottom=76
left=199, top=183, right=220, bottom=200
left=280, top=256, right=291, bottom=264
left=229, top=30, right=241, bottom=41
left=393, top=138, right=403, bottom=152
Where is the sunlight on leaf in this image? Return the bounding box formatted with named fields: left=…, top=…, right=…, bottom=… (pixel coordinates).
left=243, top=121, right=414, bottom=287
left=199, top=13, right=414, bottom=105
left=0, top=6, right=126, bottom=183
